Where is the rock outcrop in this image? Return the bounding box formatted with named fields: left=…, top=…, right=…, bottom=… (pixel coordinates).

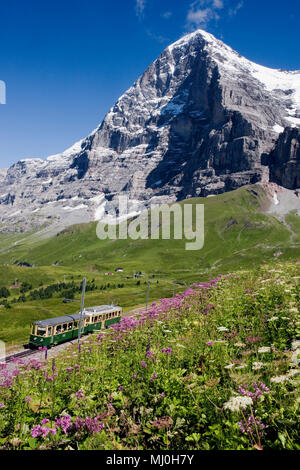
left=268, top=127, right=300, bottom=189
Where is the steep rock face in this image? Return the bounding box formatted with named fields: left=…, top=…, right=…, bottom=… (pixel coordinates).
left=268, top=127, right=300, bottom=189
left=0, top=169, right=7, bottom=185
left=0, top=29, right=300, bottom=233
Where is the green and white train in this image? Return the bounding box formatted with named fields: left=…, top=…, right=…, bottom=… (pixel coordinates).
left=29, top=305, right=122, bottom=348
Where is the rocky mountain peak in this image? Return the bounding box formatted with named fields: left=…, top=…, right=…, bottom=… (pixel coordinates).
left=0, top=29, right=300, bottom=234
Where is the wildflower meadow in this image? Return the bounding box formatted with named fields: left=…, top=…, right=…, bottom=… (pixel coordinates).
left=0, top=263, right=299, bottom=450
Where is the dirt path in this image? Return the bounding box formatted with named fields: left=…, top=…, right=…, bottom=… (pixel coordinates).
left=281, top=215, right=297, bottom=243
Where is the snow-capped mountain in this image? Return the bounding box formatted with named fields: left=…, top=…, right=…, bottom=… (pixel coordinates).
left=1, top=29, right=300, bottom=233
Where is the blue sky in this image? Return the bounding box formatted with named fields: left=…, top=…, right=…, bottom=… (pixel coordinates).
left=0, top=0, right=299, bottom=168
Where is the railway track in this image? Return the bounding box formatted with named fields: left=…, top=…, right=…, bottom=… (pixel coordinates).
left=4, top=348, right=37, bottom=364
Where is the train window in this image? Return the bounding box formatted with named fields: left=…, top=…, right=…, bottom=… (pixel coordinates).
left=62, top=323, right=67, bottom=331
left=37, top=327, right=46, bottom=337
left=68, top=323, right=73, bottom=330
left=74, top=321, right=78, bottom=328
left=56, top=325, right=62, bottom=334
left=47, top=327, right=52, bottom=336
left=31, top=326, right=35, bottom=334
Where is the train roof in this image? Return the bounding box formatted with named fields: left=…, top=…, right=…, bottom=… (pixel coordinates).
left=33, top=313, right=88, bottom=327
left=83, top=305, right=121, bottom=314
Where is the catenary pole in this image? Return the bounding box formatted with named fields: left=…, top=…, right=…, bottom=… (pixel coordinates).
left=78, top=277, right=87, bottom=344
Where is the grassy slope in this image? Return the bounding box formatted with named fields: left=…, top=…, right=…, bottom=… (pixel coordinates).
left=1, top=184, right=300, bottom=346
left=0, top=184, right=297, bottom=272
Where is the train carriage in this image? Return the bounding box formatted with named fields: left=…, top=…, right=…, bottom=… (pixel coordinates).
left=29, top=313, right=89, bottom=348
left=83, top=305, right=122, bottom=333
left=29, top=305, right=122, bottom=348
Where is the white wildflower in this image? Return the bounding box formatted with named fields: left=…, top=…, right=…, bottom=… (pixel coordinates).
left=224, top=364, right=235, bottom=369
left=163, top=330, right=172, bottom=333
left=291, top=341, right=300, bottom=351
left=271, top=375, right=287, bottom=383
left=217, top=327, right=229, bottom=332
left=291, top=350, right=300, bottom=366
left=267, top=316, right=279, bottom=322
left=235, top=342, right=246, bottom=348
left=289, top=308, right=298, bottom=314
left=235, top=364, right=247, bottom=370
left=252, top=362, right=265, bottom=370
left=258, top=347, right=271, bottom=353
left=223, top=395, right=253, bottom=412
left=176, top=344, right=186, bottom=348
left=287, top=369, right=300, bottom=378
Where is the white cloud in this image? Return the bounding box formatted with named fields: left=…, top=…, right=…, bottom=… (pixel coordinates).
left=213, top=0, right=224, bottom=8
left=161, top=11, right=172, bottom=19
left=187, top=7, right=212, bottom=27
left=136, top=0, right=146, bottom=19
left=186, top=1, right=221, bottom=29
left=186, top=0, right=244, bottom=30
left=229, top=1, right=244, bottom=16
